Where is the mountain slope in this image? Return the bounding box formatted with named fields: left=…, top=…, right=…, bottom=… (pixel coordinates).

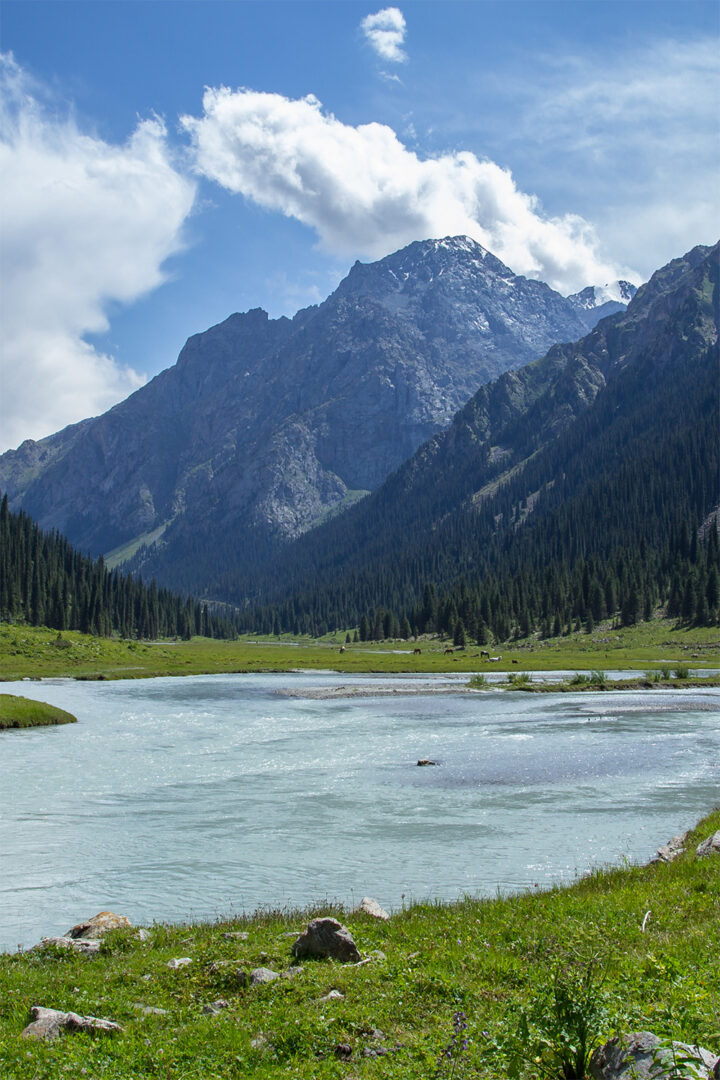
left=0, top=237, right=606, bottom=575
left=224, top=242, right=718, bottom=631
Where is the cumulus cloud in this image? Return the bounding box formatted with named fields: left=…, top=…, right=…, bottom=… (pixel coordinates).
left=0, top=55, right=196, bottom=452
left=361, top=7, right=407, bottom=63
left=182, top=87, right=632, bottom=295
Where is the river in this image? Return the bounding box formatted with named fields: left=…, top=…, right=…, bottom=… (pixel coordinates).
left=1, top=672, right=718, bottom=951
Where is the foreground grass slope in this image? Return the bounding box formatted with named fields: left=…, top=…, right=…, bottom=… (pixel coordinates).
left=1, top=810, right=718, bottom=1079
left=0, top=620, right=718, bottom=682
left=0, top=693, right=77, bottom=729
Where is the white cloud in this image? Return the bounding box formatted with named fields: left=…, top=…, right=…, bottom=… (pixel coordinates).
left=182, top=87, right=634, bottom=295
left=0, top=55, right=196, bottom=452
left=361, top=7, right=407, bottom=63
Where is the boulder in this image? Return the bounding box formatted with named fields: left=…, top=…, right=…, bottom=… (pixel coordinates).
left=66, top=912, right=132, bottom=939
left=589, top=1032, right=719, bottom=1079
left=291, top=918, right=361, bottom=963
left=696, top=830, right=720, bottom=858
left=357, top=897, right=390, bottom=921
left=22, top=1006, right=121, bottom=1041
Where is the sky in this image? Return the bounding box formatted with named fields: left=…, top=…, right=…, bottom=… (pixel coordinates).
left=1, top=0, right=718, bottom=452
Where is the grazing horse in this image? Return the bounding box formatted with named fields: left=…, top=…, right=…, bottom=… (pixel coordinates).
left=444, top=647, right=455, bottom=654
left=413, top=647, right=422, bottom=655
left=480, top=650, right=490, bottom=660
left=339, top=646, right=345, bottom=653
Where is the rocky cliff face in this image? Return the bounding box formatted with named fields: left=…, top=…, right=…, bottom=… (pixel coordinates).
left=0, top=236, right=624, bottom=572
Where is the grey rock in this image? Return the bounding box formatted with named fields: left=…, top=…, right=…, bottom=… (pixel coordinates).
left=417, top=758, right=437, bottom=766
left=201, top=999, right=229, bottom=1015
left=249, top=967, right=280, bottom=985
left=22, top=1005, right=121, bottom=1041
left=654, top=832, right=689, bottom=863
left=589, top=1031, right=719, bottom=1079
left=134, top=928, right=151, bottom=942
left=66, top=911, right=132, bottom=939
left=132, top=1004, right=167, bottom=1016
left=34, top=936, right=101, bottom=956
left=322, top=989, right=345, bottom=1001
left=357, top=897, right=390, bottom=920
left=291, top=918, right=361, bottom=963
left=223, top=931, right=249, bottom=941
left=696, top=830, right=720, bottom=858
left=167, top=957, right=192, bottom=969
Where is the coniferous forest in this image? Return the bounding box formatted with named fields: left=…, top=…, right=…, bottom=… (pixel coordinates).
left=0, top=495, right=238, bottom=641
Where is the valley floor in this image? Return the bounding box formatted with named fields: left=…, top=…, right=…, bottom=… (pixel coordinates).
left=0, top=620, right=718, bottom=682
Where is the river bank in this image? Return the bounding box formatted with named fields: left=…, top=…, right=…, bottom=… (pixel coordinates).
left=1, top=808, right=718, bottom=1079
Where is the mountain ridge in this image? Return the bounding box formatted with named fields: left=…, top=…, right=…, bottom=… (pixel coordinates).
left=0, top=236, right=615, bottom=570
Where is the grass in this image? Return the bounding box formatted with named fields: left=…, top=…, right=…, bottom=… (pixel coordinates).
left=0, top=693, right=77, bottom=729
left=0, top=809, right=717, bottom=1078
left=0, top=620, right=718, bottom=683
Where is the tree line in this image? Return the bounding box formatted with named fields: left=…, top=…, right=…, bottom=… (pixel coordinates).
left=0, top=494, right=239, bottom=640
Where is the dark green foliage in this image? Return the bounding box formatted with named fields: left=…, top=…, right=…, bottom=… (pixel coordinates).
left=0, top=495, right=237, bottom=641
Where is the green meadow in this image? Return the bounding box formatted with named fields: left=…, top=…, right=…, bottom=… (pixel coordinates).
left=0, top=693, right=77, bottom=729
left=0, top=619, right=718, bottom=682
left=1, top=810, right=718, bottom=1078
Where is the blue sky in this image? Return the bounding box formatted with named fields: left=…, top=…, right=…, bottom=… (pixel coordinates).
left=1, top=0, right=718, bottom=451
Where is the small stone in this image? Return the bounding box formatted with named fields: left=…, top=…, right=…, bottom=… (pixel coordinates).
left=357, top=897, right=390, bottom=920
left=654, top=832, right=688, bottom=863
left=368, top=949, right=387, bottom=960
left=291, top=918, right=361, bottom=963
left=201, top=999, right=229, bottom=1015
left=696, top=830, right=720, bottom=858
left=322, top=989, right=345, bottom=1000
left=417, top=758, right=437, bottom=766
left=335, top=1043, right=353, bottom=1060
left=250, top=1033, right=268, bottom=1049
left=167, top=957, right=192, bottom=969
left=132, top=1004, right=167, bottom=1016
left=223, top=931, right=249, bottom=941
left=134, top=929, right=150, bottom=942
left=250, top=967, right=279, bottom=985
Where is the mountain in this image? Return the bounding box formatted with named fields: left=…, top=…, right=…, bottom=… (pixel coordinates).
left=566, top=279, right=637, bottom=330
left=225, top=242, right=718, bottom=634
left=0, top=237, right=611, bottom=582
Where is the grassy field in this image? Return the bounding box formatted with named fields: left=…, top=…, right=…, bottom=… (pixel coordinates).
left=0, top=620, right=718, bottom=682
left=1, top=809, right=717, bottom=1079
left=0, top=693, right=77, bottom=729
